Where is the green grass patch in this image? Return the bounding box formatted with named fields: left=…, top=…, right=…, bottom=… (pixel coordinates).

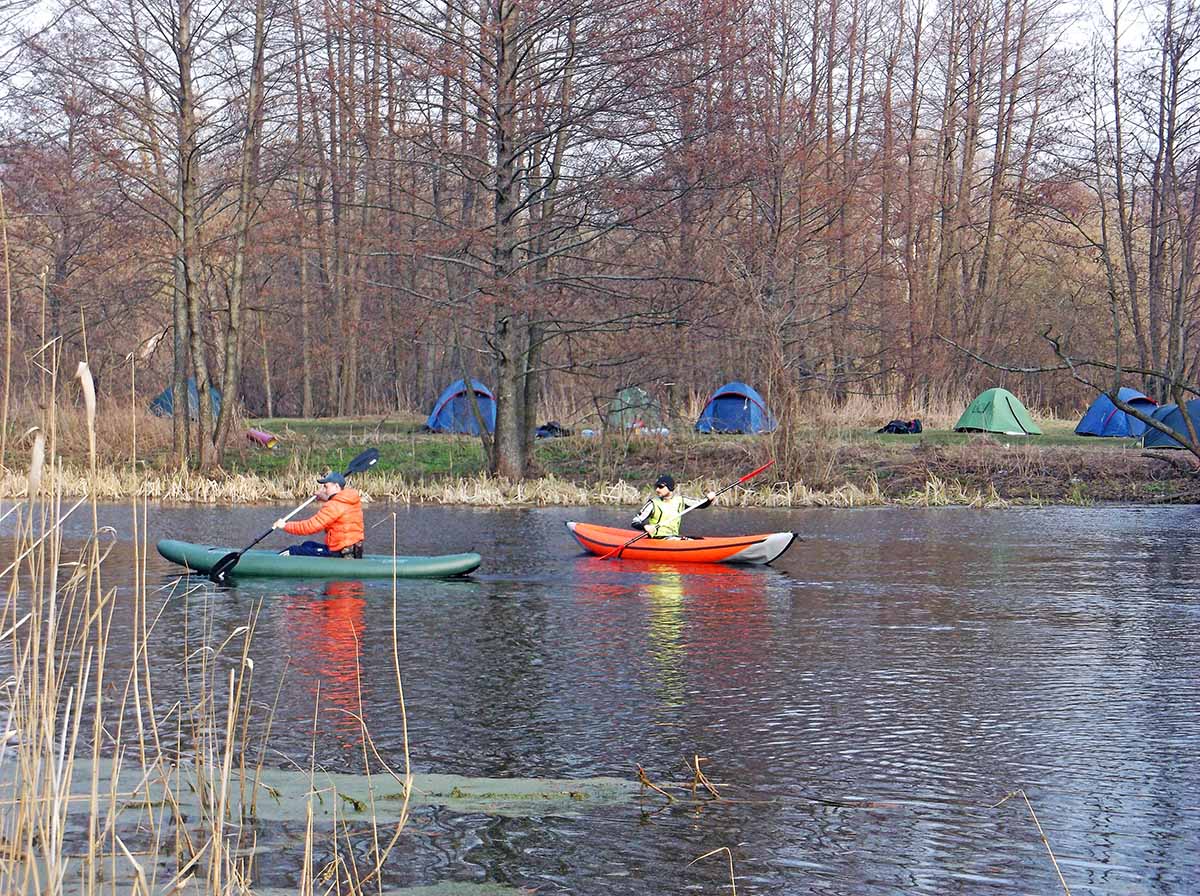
left=853, top=420, right=1142, bottom=450
left=244, top=416, right=503, bottom=478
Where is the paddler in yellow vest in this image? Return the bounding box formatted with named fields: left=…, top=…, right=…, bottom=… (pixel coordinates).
left=630, top=474, right=717, bottom=538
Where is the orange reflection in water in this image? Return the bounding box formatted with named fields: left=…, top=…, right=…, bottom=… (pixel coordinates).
left=649, top=564, right=771, bottom=704
left=575, top=559, right=772, bottom=703
left=279, top=580, right=368, bottom=749
left=644, top=562, right=768, bottom=652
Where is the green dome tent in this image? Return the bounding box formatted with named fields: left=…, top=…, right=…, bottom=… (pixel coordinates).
left=606, top=386, right=664, bottom=430
left=954, top=387, right=1042, bottom=435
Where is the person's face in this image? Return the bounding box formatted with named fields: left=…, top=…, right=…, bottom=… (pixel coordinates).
left=316, top=481, right=340, bottom=500
left=655, top=483, right=671, bottom=497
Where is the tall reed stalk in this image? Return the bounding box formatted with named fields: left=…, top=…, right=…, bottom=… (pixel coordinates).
left=0, top=358, right=412, bottom=894
left=0, top=185, right=12, bottom=471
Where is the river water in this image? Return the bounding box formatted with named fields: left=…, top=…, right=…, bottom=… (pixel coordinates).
left=6, top=502, right=1200, bottom=894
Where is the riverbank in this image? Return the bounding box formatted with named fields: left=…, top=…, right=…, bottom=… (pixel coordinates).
left=1, top=413, right=1195, bottom=505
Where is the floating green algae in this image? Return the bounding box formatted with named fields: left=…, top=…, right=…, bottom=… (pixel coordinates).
left=61, top=758, right=640, bottom=823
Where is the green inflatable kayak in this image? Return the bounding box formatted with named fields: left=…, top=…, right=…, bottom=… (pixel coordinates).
left=156, top=539, right=482, bottom=579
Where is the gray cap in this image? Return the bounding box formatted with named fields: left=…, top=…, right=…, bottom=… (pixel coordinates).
left=317, top=472, right=346, bottom=486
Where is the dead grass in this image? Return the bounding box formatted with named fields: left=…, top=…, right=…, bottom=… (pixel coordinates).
left=4, top=397, right=177, bottom=467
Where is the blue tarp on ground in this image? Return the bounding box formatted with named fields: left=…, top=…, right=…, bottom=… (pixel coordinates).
left=1075, top=387, right=1157, bottom=437
left=695, top=381, right=776, bottom=434
left=149, top=378, right=222, bottom=420
left=1143, top=399, right=1200, bottom=448
left=425, top=378, right=496, bottom=434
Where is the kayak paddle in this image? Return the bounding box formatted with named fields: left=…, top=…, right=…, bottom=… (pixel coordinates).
left=208, top=447, right=380, bottom=584
left=600, top=458, right=776, bottom=560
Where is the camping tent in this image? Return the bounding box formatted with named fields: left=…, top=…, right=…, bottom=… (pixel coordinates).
left=1143, top=399, right=1200, bottom=448
left=425, top=378, right=496, bottom=434
left=1075, top=387, right=1157, bottom=437
left=606, top=386, right=664, bottom=430
left=149, top=378, right=222, bottom=420
left=695, top=381, right=776, bottom=434
left=954, top=387, right=1042, bottom=435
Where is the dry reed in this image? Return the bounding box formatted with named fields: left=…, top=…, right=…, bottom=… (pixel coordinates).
left=993, top=789, right=1073, bottom=895
left=688, top=846, right=738, bottom=895
left=0, top=358, right=413, bottom=894
left=0, top=467, right=1023, bottom=509
left=0, top=184, right=11, bottom=471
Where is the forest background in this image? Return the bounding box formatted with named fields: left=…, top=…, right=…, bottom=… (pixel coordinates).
left=0, top=0, right=1198, bottom=481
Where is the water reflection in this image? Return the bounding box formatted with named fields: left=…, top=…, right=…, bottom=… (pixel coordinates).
left=278, top=581, right=368, bottom=750
left=644, top=568, right=685, bottom=705
left=638, top=564, right=772, bottom=708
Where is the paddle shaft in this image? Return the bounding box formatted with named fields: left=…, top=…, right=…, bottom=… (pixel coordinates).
left=235, top=496, right=319, bottom=557
left=602, top=459, right=775, bottom=560
left=209, top=447, right=379, bottom=582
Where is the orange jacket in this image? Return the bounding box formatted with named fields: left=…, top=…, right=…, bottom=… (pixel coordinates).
left=283, top=488, right=364, bottom=552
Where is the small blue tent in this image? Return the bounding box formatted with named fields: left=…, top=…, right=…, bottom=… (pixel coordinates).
left=1075, top=387, right=1157, bottom=437
left=1143, top=399, right=1200, bottom=448
left=695, top=381, right=776, bottom=434
left=425, top=378, right=496, bottom=434
left=149, top=378, right=222, bottom=420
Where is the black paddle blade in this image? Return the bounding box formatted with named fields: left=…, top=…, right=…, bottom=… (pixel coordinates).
left=208, top=551, right=241, bottom=583
left=345, top=447, right=380, bottom=474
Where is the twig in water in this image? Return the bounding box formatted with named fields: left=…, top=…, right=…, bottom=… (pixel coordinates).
left=691, top=754, right=724, bottom=800
left=993, top=788, right=1072, bottom=896
left=636, top=764, right=675, bottom=802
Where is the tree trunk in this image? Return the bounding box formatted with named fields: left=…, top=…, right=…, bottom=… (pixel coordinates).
left=172, top=217, right=190, bottom=467
left=214, top=0, right=266, bottom=459
left=490, top=0, right=526, bottom=479
left=177, top=0, right=211, bottom=469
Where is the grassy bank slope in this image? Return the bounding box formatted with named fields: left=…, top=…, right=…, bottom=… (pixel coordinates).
left=2, top=409, right=1195, bottom=505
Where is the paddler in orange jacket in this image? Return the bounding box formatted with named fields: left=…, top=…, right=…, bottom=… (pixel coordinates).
left=273, top=471, right=365, bottom=557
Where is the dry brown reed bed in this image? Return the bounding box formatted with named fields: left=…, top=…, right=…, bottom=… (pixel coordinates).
left=0, top=466, right=1020, bottom=508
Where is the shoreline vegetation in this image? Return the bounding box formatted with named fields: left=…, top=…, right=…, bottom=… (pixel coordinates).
left=1, top=399, right=1197, bottom=506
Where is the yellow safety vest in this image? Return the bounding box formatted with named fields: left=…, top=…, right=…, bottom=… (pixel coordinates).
left=646, top=494, right=686, bottom=538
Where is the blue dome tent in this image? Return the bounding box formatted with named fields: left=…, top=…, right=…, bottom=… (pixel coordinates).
left=425, top=378, right=496, bottom=434
left=1143, top=399, right=1200, bottom=448
left=695, top=381, right=776, bottom=434
left=1075, top=387, right=1157, bottom=437
left=149, top=378, right=222, bottom=420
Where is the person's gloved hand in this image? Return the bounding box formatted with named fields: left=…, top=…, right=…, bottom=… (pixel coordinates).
left=272, top=518, right=287, bottom=530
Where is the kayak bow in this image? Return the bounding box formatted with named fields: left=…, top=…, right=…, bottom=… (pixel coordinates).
left=566, top=522, right=795, bottom=565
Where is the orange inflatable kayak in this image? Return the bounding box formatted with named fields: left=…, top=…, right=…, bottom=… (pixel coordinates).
left=566, top=521, right=796, bottom=565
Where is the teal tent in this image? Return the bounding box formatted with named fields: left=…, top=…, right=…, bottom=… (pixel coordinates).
left=606, top=386, right=663, bottom=430
left=954, top=387, right=1041, bottom=435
